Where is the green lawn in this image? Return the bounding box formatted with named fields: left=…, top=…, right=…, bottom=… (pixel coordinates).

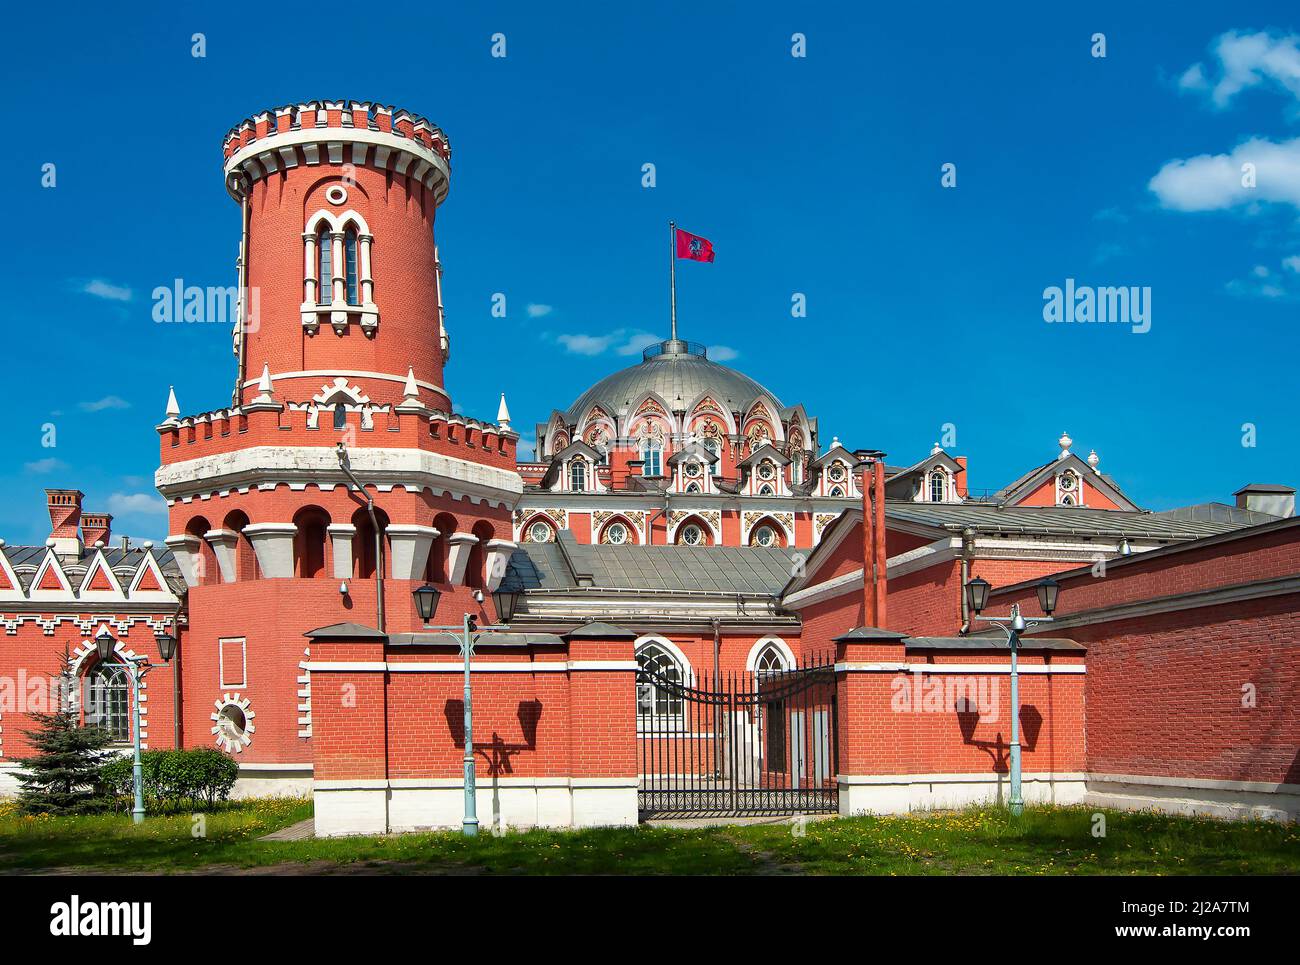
left=0, top=798, right=1295, bottom=875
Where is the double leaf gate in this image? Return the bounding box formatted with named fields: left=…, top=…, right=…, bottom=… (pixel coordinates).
left=637, top=657, right=839, bottom=817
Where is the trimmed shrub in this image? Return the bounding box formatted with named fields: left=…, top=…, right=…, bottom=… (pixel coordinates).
left=100, top=748, right=239, bottom=811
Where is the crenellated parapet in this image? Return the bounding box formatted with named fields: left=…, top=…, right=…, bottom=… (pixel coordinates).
left=222, top=100, right=451, bottom=203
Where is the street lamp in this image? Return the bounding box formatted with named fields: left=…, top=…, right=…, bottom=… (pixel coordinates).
left=93, top=627, right=175, bottom=825
left=492, top=587, right=521, bottom=624
left=412, top=584, right=515, bottom=836
left=963, top=576, right=1063, bottom=816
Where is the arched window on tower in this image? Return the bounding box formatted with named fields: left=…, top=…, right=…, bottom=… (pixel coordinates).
left=344, top=226, right=359, bottom=305
left=333, top=403, right=347, bottom=430
left=317, top=225, right=333, bottom=304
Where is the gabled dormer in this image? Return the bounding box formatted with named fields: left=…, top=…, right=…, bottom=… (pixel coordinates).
left=667, top=441, right=720, bottom=494
left=885, top=444, right=966, bottom=504
left=994, top=433, right=1139, bottom=510
left=738, top=443, right=791, bottom=497
left=810, top=439, right=859, bottom=499
left=540, top=440, right=606, bottom=494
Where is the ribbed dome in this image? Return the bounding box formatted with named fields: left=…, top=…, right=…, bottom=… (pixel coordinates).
left=565, top=340, right=782, bottom=422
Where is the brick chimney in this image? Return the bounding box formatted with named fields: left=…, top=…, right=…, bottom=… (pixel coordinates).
left=854, top=452, right=889, bottom=628
left=82, top=512, right=113, bottom=549
left=1234, top=484, right=1296, bottom=518
left=954, top=456, right=969, bottom=498
left=45, top=489, right=84, bottom=557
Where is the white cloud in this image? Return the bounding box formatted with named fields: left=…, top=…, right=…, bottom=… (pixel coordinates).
left=1225, top=258, right=1300, bottom=299
left=82, top=279, right=133, bottom=302
left=555, top=330, right=659, bottom=357
left=708, top=344, right=739, bottom=361
left=24, top=457, right=67, bottom=474
left=1148, top=136, right=1300, bottom=211
left=526, top=303, right=554, bottom=318
left=79, top=395, right=131, bottom=412
left=106, top=492, right=167, bottom=516
left=1179, top=31, right=1300, bottom=109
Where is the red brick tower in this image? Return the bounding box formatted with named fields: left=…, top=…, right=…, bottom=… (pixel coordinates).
left=157, top=101, right=521, bottom=785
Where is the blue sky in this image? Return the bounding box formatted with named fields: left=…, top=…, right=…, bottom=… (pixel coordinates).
left=3, top=1, right=1299, bottom=543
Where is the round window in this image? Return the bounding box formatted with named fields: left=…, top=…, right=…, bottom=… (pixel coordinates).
left=217, top=704, right=247, bottom=740
left=606, top=522, right=628, bottom=544
left=758, top=462, right=774, bottom=480
left=325, top=184, right=348, bottom=205
left=528, top=521, right=552, bottom=543
left=828, top=463, right=845, bottom=481
left=685, top=461, right=701, bottom=477
left=680, top=524, right=703, bottom=545
left=753, top=525, right=776, bottom=546
left=1059, top=472, right=1077, bottom=491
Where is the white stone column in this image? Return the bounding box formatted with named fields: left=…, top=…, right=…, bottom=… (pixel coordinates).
left=386, top=525, right=440, bottom=580
left=243, top=523, right=298, bottom=578
left=204, top=529, right=240, bottom=583
left=445, top=533, right=480, bottom=585
left=163, top=534, right=203, bottom=588
left=484, top=539, right=519, bottom=591
left=331, top=232, right=345, bottom=304
left=359, top=234, right=374, bottom=304
left=302, top=231, right=317, bottom=303
left=327, top=524, right=356, bottom=580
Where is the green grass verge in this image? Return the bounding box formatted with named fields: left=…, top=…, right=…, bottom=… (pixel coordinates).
left=0, top=798, right=1295, bottom=875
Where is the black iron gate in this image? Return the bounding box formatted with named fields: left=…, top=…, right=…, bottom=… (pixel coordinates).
left=637, top=657, right=839, bottom=817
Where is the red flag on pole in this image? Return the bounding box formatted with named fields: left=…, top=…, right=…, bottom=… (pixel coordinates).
left=674, top=228, right=715, bottom=263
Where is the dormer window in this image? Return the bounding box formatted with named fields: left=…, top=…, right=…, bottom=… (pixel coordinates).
left=929, top=470, right=946, bottom=502
left=703, top=437, right=720, bottom=476
left=570, top=459, right=587, bottom=492
left=1057, top=469, right=1080, bottom=506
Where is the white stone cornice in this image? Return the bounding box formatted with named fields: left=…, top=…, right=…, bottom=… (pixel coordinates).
left=155, top=445, right=523, bottom=507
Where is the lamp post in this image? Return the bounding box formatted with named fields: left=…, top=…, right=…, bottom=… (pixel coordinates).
left=412, top=584, right=522, bottom=836
left=963, top=577, right=1061, bottom=816
left=94, top=628, right=177, bottom=825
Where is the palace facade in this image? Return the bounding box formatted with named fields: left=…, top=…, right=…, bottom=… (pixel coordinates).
left=0, top=100, right=1296, bottom=833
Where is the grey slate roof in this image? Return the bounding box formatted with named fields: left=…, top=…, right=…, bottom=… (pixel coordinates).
left=1153, top=502, right=1279, bottom=525
left=501, top=542, right=801, bottom=595
left=564, top=340, right=782, bottom=422
left=884, top=501, right=1261, bottom=540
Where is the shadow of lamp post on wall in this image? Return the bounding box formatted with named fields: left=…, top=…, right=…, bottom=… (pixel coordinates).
left=963, top=577, right=1060, bottom=816
left=93, top=627, right=178, bottom=825
left=412, top=583, right=522, bottom=837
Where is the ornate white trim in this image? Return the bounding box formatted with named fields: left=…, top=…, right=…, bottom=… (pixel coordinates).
left=212, top=693, right=256, bottom=753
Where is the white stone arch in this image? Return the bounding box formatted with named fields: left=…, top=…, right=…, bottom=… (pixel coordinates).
left=684, top=391, right=738, bottom=436
left=742, top=396, right=785, bottom=444
left=305, top=207, right=373, bottom=236
left=742, top=512, right=793, bottom=547
left=596, top=512, right=640, bottom=544
left=626, top=391, right=679, bottom=437
left=634, top=634, right=693, bottom=682
left=667, top=511, right=720, bottom=546
left=745, top=635, right=796, bottom=673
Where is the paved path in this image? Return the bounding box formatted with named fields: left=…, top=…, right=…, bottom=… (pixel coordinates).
left=258, top=818, right=315, bottom=841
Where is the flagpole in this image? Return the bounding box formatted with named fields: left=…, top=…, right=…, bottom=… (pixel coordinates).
left=669, top=220, right=677, bottom=343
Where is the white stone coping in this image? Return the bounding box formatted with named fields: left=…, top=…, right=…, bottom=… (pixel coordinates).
left=1088, top=773, right=1300, bottom=795
left=838, top=772, right=1087, bottom=786
left=314, top=776, right=638, bottom=791
left=835, top=662, right=1085, bottom=675
left=304, top=660, right=637, bottom=673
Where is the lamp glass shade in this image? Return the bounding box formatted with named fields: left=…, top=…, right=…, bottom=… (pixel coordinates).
left=492, top=588, right=520, bottom=624
left=155, top=632, right=178, bottom=662
left=95, top=631, right=115, bottom=663
left=1036, top=578, right=1060, bottom=616
left=965, top=577, right=991, bottom=615
left=413, top=584, right=441, bottom=622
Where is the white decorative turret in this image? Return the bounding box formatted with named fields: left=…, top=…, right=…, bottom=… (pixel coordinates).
left=244, top=364, right=283, bottom=413
left=1087, top=449, right=1100, bottom=473
left=403, top=366, right=419, bottom=400
left=1057, top=430, right=1072, bottom=460
left=165, top=386, right=180, bottom=422
left=932, top=441, right=943, bottom=455
left=497, top=393, right=512, bottom=431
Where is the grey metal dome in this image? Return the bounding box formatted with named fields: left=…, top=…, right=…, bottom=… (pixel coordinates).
left=565, top=340, right=782, bottom=423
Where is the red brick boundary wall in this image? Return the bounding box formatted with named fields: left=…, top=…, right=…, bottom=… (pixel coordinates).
left=829, top=629, right=1086, bottom=814
left=996, top=517, right=1300, bottom=820
left=306, top=622, right=638, bottom=835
